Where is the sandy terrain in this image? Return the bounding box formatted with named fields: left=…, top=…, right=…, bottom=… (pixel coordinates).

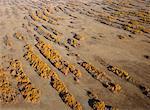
left=0, top=0, right=150, bottom=110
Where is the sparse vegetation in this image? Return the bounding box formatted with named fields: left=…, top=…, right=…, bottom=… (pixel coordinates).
left=0, top=0, right=149, bottom=109
left=9, top=59, right=40, bottom=103
left=0, top=69, right=19, bottom=103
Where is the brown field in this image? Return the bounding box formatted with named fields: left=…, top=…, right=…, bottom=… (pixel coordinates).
left=0, top=0, right=150, bottom=110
